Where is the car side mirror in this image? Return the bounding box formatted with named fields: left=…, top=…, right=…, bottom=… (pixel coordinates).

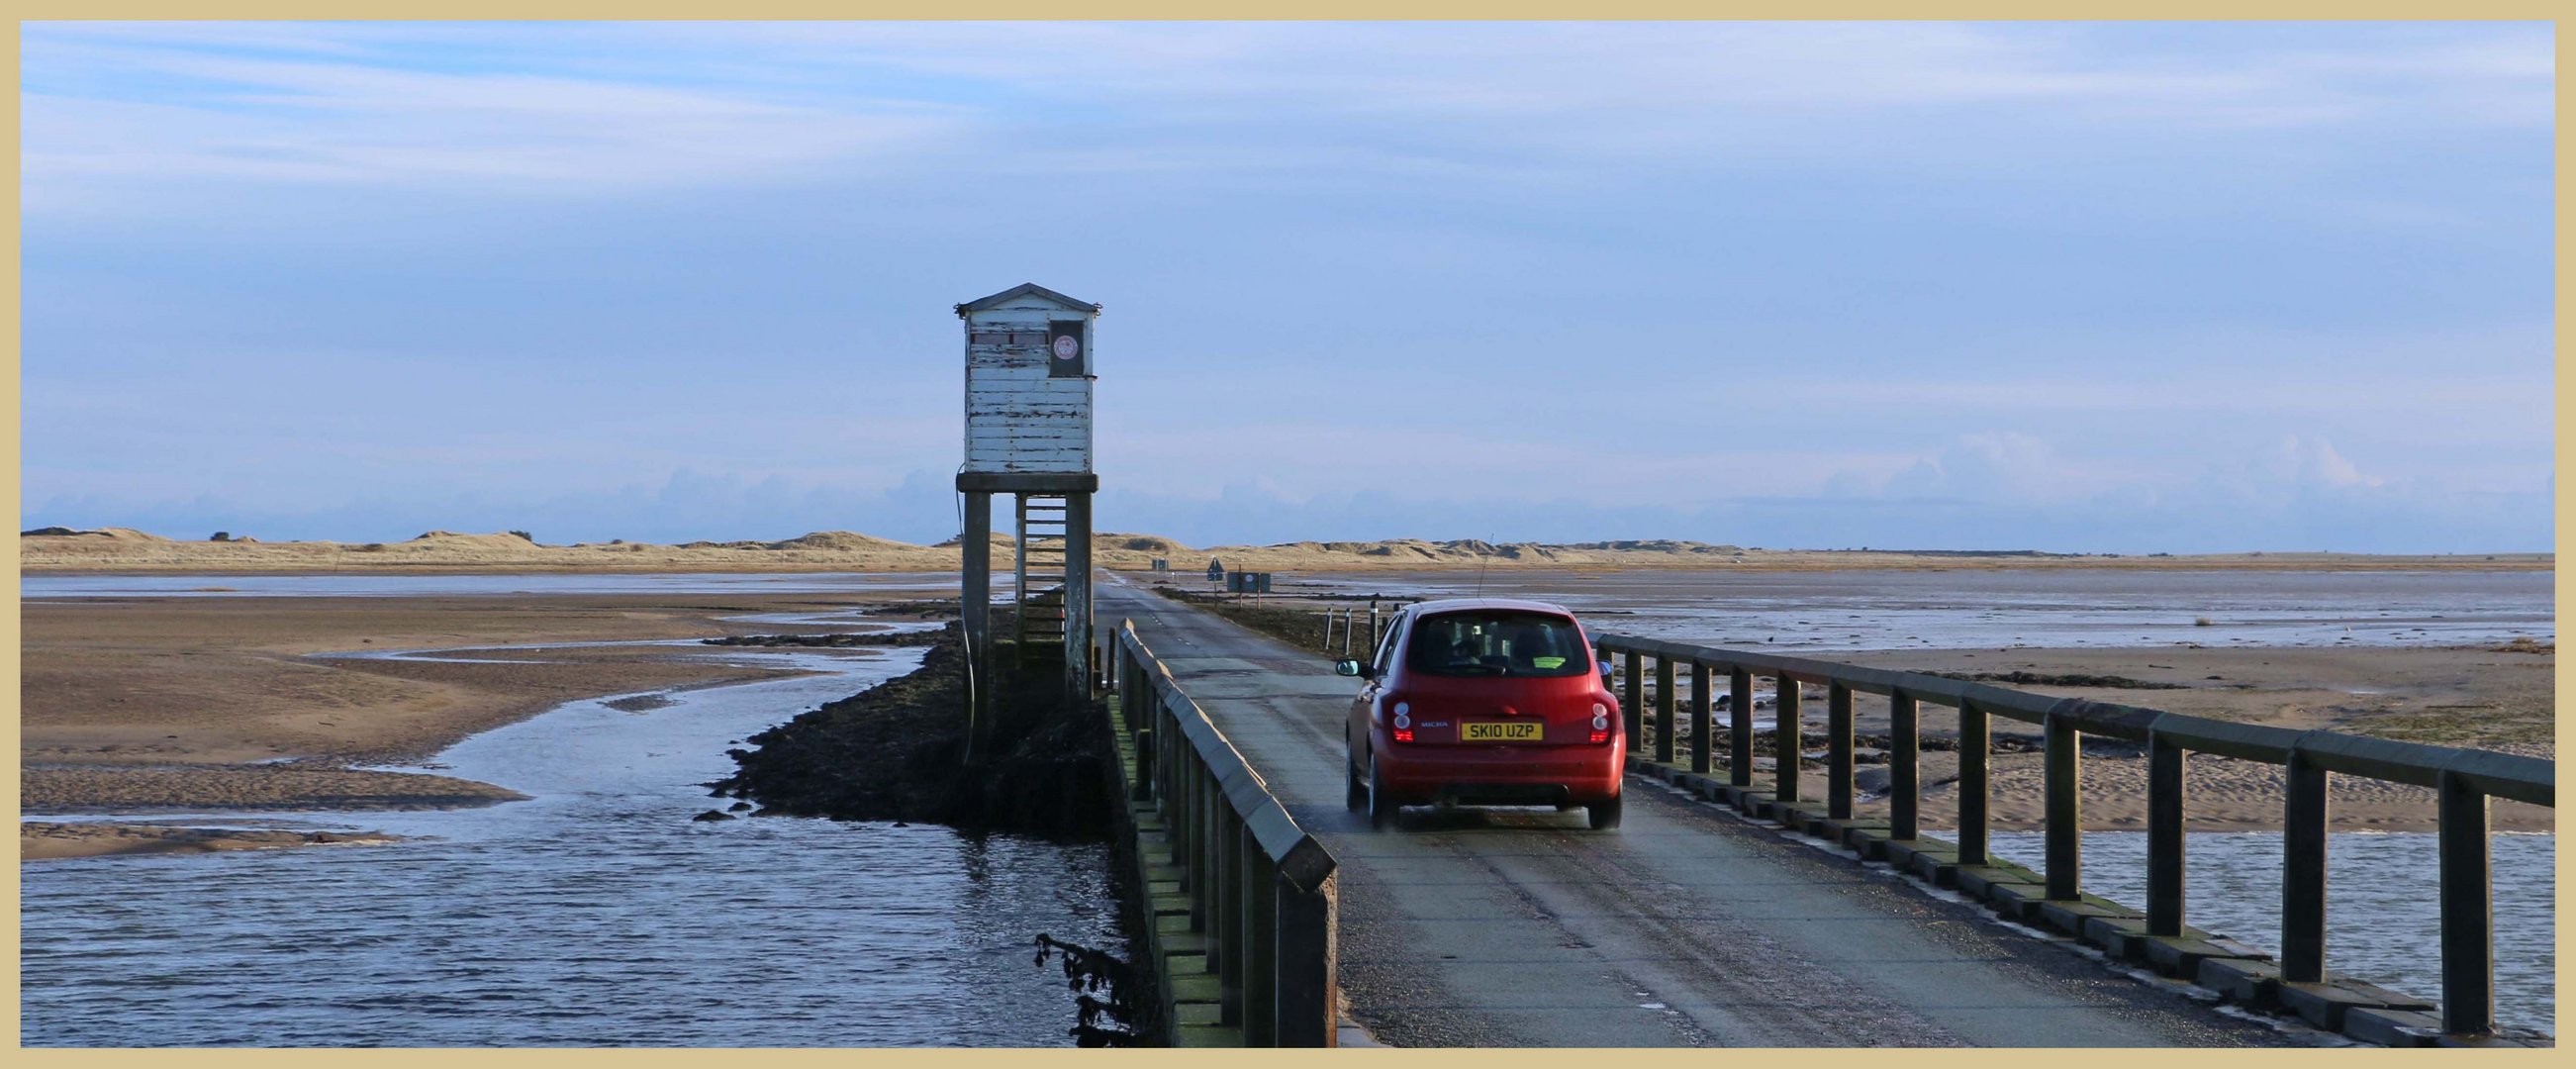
left=1334, top=659, right=1363, bottom=677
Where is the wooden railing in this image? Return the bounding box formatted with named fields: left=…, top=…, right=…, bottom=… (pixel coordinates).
left=1111, top=621, right=1340, bottom=1046
left=1593, top=632, right=2553, bottom=1039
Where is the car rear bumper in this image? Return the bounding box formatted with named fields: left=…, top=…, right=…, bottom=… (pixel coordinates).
left=1376, top=739, right=1624, bottom=804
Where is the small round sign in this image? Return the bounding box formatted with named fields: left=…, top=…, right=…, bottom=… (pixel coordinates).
left=1051, top=335, right=1081, bottom=361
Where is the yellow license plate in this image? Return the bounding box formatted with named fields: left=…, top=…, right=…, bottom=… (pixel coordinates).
left=1461, top=722, right=1544, bottom=742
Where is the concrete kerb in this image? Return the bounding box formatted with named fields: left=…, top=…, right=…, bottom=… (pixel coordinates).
left=2279, top=978, right=2438, bottom=1032
left=1626, top=754, right=2470, bottom=1047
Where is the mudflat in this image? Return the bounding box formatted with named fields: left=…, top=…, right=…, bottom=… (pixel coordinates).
left=19, top=592, right=916, bottom=835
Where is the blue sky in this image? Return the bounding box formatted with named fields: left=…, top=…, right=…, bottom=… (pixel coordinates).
left=20, top=21, right=2555, bottom=552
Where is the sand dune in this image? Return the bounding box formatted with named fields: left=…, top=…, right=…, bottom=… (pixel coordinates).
left=21, top=527, right=2550, bottom=574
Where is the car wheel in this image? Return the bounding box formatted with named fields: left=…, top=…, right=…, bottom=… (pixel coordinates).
left=1367, top=756, right=1398, bottom=830
left=1346, top=753, right=1368, bottom=813
left=1586, top=792, right=1623, bottom=831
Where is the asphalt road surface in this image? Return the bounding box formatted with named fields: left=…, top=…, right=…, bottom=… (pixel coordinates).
left=1102, top=575, right=2309, bottom=1048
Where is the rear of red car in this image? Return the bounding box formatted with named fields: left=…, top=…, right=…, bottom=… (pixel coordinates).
left=1348, top=601, right=1626, bottom=829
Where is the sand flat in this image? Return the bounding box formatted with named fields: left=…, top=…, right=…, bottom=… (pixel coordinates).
left=19, top=590, right=930, bottom=814
left=22, top=822, right=402, bottom=861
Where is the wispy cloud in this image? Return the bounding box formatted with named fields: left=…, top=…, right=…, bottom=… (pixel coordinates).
left=24, top=30, right=972, bottom=195
left=24, top=20, right=2553, bottom=201
left=19, top=22, right=2552, bottom=553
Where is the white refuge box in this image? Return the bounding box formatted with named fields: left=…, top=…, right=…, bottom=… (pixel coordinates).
left=956, top=282, right=1098, bottom=474
left=949, top=282, right=1100, bottom=762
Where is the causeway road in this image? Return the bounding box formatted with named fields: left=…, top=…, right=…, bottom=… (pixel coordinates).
left=1102, top=575, right=2304, bottom=1048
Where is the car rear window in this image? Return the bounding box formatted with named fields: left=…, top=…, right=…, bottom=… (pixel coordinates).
left=1405, top=611, right=1590, bottom=678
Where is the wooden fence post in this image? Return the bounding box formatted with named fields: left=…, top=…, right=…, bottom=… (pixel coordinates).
left=1654, top=656, right=1677, bottom=764
left=2281, top=749, right=2330, bottom=984
left=1729, top=668, right=1755, bottom=788
left=1890, top=690, right=1919, bottom=840
left=1773, top=678, right=1801, bottom=802
left=1243, top=832, right=1280, bottom=1045
left=2147, top=731, right=2185, bottom=936
left=1689, top=662, right=1714, bottom=775
left=1957, top=699, right=1988, bottom=867
left=2044, top=712, right=2080, bottom=900
left=1827, top=682, right=1855, bottom=821
left=1622, top=649, right=1644, bottom=739
left=2437, top=770, right=2493, bottom=1036
left=1275, top=872, right=1339, bottom=1047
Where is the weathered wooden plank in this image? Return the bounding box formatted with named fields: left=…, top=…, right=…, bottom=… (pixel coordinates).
left=968, top=402, right=1091, bottom=416
left=970, top=381, right=1086, bottom=391
left=968, top=353, right=1050, bottom=369
left=968, top=430, right=1091, bottom=441
left=968, top=420, right=1088, bottom=430
left=967, top=332, right=1055, bottom=345
left=968, top=443, right=1091, bottom=458
left=962, top=309, right=1065, bottom=328
left=968, top=390, right=1091, bottom=402
left=966, top=444, right=1090, bottom=455
left=969, top=385, right=1092, bottom=401
left=968, top=426, right=1091, bottom=439
left=969, top=406, right=1087, bottom=420
left=968, top=449, right=1090, bottom=463
left=970, top=400, right=1091, bottom=413
left=968, top=451, right=1090, bottom=464
left=971, top=399, right=1090, bottom=414
left=970, top=417, right=1092, bottom=429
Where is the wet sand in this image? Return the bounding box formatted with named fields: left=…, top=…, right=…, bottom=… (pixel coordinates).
left=1901, top=644, right=2554, bottom=832
left=21, top=823, right=403, bottom=860
left=19, top=592, right=928, bottom=845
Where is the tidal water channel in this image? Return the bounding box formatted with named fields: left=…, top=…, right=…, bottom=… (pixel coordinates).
left=1985, top=830, right=2555, bottom=1035
left=20, top=628, right=1125, bottom=1046
left=1304, top=567, right=2554, bottom=650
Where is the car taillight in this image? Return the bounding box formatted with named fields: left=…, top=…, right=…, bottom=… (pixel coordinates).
left=1391, top=700, right=1413, bottom=743
left=1393, top=729, right=1415, bottom=743
left=1589, top=702, right=1611, bottom=744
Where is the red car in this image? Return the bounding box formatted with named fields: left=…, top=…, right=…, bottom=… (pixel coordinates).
left=1340, top=598, right=1626, bottom=830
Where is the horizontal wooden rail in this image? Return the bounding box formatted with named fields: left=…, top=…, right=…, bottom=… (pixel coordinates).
left=1113, top=621, right=1339, bottom=1046
left=1595, top=632, right=2553, bottom=1039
